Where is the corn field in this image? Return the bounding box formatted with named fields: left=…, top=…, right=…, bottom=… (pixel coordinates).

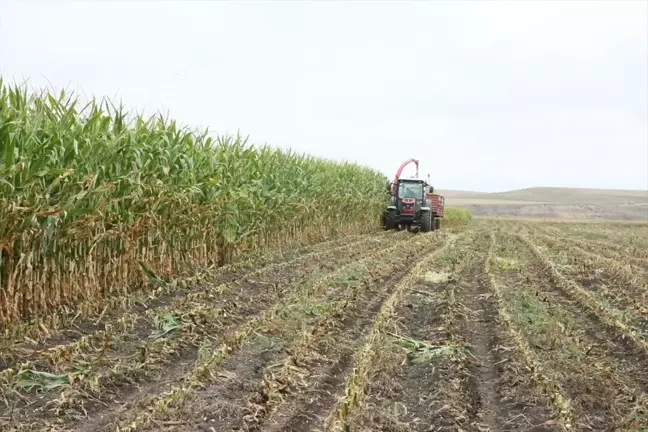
left=2, top=79, right=646, bottom=432
left=0, top=80, right=387, bottom=328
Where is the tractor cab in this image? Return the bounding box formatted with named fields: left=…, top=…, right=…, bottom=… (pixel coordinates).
left=398, top=179, right=425, bottom=199
left=396, top=178, right=426, bottom=214
left=388, top=178, right=430, bottom=200
left=385, top=178, right=428, bottom=219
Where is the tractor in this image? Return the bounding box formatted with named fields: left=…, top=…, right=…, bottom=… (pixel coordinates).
left=382, top=158, right=445, bottom=232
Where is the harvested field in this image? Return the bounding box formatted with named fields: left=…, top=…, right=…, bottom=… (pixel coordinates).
left=3, top=219, right=648, bottom=431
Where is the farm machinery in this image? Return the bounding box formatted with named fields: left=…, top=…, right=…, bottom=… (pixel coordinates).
left=381, top=158, right=445, bottom=232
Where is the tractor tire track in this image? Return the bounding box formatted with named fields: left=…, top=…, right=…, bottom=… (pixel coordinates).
left=69, top=233, right=424, bottom=432
left=0, top=231, right=392, bottom=371
left=457, top=230, right=555, bottom=431
left=115, top=233, right=448, bottom=432
left=508, top=229, right=648, bottom=429
left=352, top=233, right=475, bottom=431
left=0, top=231, right=404, bottom=432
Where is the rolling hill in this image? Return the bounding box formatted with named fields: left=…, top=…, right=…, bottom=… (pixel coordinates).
left=439, top=187, right=648, bottom=221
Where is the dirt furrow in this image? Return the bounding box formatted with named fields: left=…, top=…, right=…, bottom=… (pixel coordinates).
left=497, top=228, right=648, bottom=429
left=520, top=230, right=648, bottom=352
left=255, top=236, right=455, bottom=431
left=0, top=232, right=391, bottom=371
left=252, top=261, right=419, bottom=432
left=459, top=245, right=503, bottom=430
left=347, top=232, right=474, bottom=431
left=515, top=230, right=648, bottom=376
left=7, top=219, right=647, bottom=432
left=533, top=225, right=648, bottom=269
left=531, top=230, right=648, bottom=294
left=76, top=232, right=436, bottom=432
left=314, top=227, right=557, bottom=432
left=322, top=233, right=465, bottom=432
left=542, top=222, right=648, bottom=251
left=0, top=231, right=404, bottom=431
left=110, top=232, right=448, bottom=432
left=454, top=230, right=556, bottom=432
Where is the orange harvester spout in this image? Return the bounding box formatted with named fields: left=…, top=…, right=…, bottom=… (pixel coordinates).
left=391, top=158, right=419, bottom=194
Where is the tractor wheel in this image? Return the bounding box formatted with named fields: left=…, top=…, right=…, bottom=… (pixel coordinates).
left=383, top=210, right=396, bottom=230
left=435, top=218, right=441, bottom=230
left=421, top=211, right=432, bottom=233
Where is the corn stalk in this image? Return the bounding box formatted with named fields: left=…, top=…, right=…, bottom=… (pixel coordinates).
left=0, top=80, right=388, bottom=327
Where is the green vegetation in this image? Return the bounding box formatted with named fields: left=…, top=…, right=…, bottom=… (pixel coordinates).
left=443, top=207, right=472, bottom=226
left=0, top=80, right=387, bottom=326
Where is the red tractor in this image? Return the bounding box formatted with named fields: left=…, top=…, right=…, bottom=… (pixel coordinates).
left=382, top=158, right=445, bottom=232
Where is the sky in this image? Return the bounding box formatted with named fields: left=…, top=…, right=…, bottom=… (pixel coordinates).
left=0, top=1, right=647, bottom=192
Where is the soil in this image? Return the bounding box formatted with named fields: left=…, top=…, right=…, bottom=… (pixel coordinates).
left=3, top=220, right=648, bottom=432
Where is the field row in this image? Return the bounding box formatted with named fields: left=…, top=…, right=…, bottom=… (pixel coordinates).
left=0, top=227, right=451, bottom=431
left=343, top=220, right=648, bottom=431
left=3, top=219, right=648, bottom=431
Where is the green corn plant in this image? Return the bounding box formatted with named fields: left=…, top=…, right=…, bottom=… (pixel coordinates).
left=0, top=78, right=387, bottom=327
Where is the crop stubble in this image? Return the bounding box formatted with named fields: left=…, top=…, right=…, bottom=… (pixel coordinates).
left=3, top=219, right=648, bottom=432
left=0, top=230, right=404, bottom=431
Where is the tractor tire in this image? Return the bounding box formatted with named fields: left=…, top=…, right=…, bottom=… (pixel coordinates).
left=383, top=210, right=396, bottom=230
left=435, top=218, right=441, bottom=230
left=421, top=211, right=432, bottom=233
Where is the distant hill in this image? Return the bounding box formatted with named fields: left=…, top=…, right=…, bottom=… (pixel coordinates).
left=438, top=187, right=648, bottom=221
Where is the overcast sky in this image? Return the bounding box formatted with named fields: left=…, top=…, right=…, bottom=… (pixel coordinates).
left=1, top=1, right=647, bottom=192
